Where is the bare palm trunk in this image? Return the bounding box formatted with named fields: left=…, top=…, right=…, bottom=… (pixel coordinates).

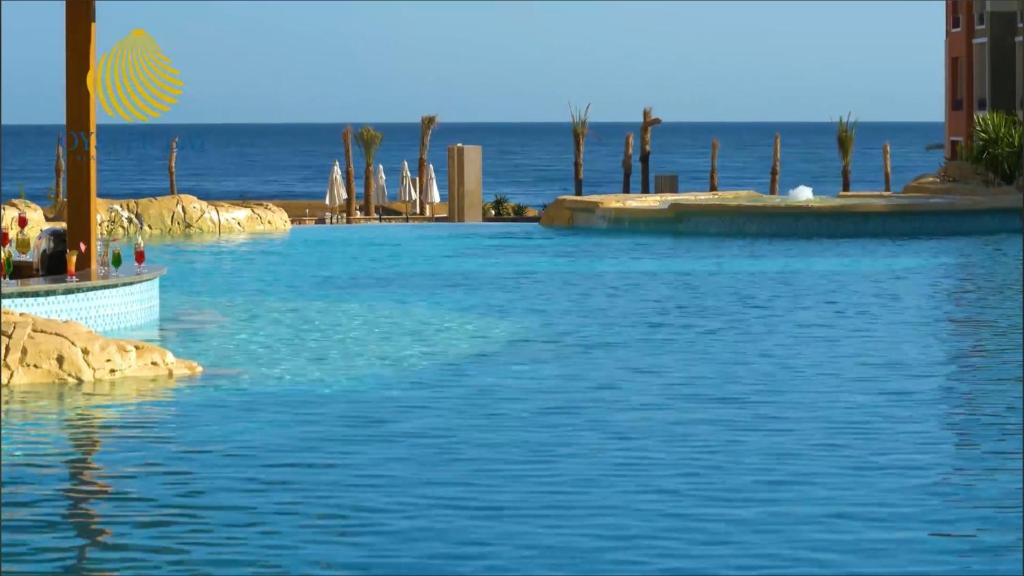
left=343, top=127, right=356, bottom=220
left=55, top=134, right=65, bottom=210
left=709, top=138, right=719, bottom=192
left=882, top=142, right=891, bottom=192
left=364, top=164, right=375, bottom=217
left=168, top=137, right=178, bottom=195
left=769, top=133, right=780, bottom=196
left=573, top=136, right=584, bottom=196
left=842, top=166, right=851, bottom=193
left=640, top=107, right=662, bottom=194
left=622, top=133, right=633, bottom=194
left=418, top=116, right=437, bottom=216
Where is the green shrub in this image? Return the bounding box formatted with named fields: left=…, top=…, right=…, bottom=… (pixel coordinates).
left=489, top=194, right=511, bottom=217
left=970, top=111, right=1023, bottom=185
left=511, top=203, right=530, bottom=217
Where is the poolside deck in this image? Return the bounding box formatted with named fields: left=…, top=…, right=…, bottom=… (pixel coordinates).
left=539, top=190, right=1022, bottom=237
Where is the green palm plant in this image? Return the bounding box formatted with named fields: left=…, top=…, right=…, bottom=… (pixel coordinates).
left=418, top=115, right=438, bottom=215
left=570, top=103, right=591, bottom=196
left=835, top=113, right=857, bottom=192
left=489, top=193, right=511, bottom=217
left=511, top=202, right=530, bottom=217
left=355, top=126, right=383, bottom=217
left=970, top=111, right=1023, bottom=185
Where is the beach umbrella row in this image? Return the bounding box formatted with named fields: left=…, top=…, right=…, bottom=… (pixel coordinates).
left=325, top=160, right=440, bottom=218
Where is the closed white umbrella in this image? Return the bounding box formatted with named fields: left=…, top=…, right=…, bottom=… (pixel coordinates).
left=423, top=163, right=441, bottom=216
left=325, top=160, right=346, bottom=220
left=399, top=160, right=417, bottom=218
left=375, top=163, right=388, bottom=206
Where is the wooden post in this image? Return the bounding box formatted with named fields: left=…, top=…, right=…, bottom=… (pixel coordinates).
left=66, top=0, right=97, bottom=272
left=769, top=133, right=780, bottom=196
left=883, top=142, right=891, bottom=192
left=622, top=132, right=633, bottom=194
left=709, top=138, right=719, bottom=192
left=168, top=136, right=178, bottom=195
left=343, top=127, right=356, bottom=221
left=640, top=107, right=662, bottom=194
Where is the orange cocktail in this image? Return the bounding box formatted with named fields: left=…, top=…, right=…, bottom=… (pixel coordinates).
left=66, top=249, right=79, bottom=281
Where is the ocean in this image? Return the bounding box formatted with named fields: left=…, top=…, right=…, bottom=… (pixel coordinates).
left=1, top=122, right=944, bottom=208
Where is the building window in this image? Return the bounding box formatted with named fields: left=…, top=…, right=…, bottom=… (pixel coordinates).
left=950, top=140, right=963, bottom=161
left=976, top=10, right=986, bottom=28
left=952, top=0, right=962, bottom=30
left=978, top=97, right=988, bottom=111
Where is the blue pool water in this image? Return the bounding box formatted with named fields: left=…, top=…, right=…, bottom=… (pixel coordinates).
left=1, top=122, right=944, bottom=207
left=2, top=225, right=1022, bottom=574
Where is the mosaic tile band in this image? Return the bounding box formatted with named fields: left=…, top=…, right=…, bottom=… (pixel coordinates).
left=2, top=277, right=160, bottom=333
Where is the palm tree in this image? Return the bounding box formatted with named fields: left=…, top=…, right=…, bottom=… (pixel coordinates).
left=569, top=103, right=591, bottom=196
left=836, top=112, right=857, bottom=192
left=342, top=126, right=357, bottom=220
left=355, top=126, right=383, bottom=217
left=418, top=115, right=438, bottom=215
left=622, top=132, right=633, bottom=193
left=640, top=106, right=662, bottom=194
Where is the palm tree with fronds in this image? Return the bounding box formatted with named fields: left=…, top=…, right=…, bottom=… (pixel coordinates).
left=836, top=112, right=857, bottom=192
left=569, top=103, right=591, bottom=196
left=418, top=115, right=438, bottom=215
left=355, top=126, right=383, bottom=217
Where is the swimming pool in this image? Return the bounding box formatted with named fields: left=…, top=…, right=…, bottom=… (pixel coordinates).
left=2, top=224, right=1021, bottom=574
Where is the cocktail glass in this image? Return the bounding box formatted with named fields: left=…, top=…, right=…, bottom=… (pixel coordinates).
left=111, top=245, right=123, bottom=276
left=17, top=211, right=27, bottom=231
left=66, top=249, right=79, bottom=282
left=4, top=250, right=12, bottom=283
left=1, top=226, right=9, bottom=250
left=14, top=231, right=30, bottom=258
left=134, top=239, right=145, bottom=273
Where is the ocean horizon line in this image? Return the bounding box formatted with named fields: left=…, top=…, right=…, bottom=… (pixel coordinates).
left=2, top=119, right=944, bottom=128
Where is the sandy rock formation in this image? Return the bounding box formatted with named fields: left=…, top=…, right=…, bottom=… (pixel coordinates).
left=1, top=199, right=49, bottom=241
left=98, top=194, right=290, bottom=236
left=1, top=309, right=202, bottom=386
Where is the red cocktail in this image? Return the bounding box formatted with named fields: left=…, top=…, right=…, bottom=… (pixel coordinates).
left=134, top=241, right=146, bottom=271
left=1, top=227, right=9, bottom=249
left=17, top=211, right=27, bottom=231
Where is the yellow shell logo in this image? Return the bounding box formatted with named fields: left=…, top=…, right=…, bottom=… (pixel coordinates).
left=87, top=29, right=184, bottom=122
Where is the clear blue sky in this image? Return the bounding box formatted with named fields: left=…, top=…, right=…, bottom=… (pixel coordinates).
left=1, top=1, right=943, bottom=124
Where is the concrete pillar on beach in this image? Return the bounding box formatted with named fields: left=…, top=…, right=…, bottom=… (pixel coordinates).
left=447, top=145, right=482, bottom=222
left=66, top=0, right=97, bottom=271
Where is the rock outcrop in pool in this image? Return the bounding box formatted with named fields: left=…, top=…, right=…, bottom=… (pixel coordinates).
left=1, top=309, right=202, bottom=386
